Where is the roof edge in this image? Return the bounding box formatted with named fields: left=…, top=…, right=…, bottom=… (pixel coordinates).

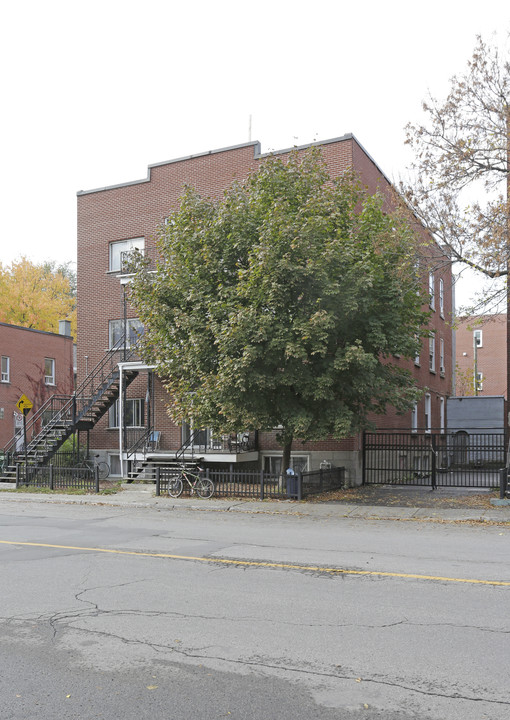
left=76, top=133, right=385, bottom=197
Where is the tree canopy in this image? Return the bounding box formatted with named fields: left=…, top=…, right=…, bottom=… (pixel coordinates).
left=402, top=36, right=509, bottom=311
left=0, top=257, right=77, bottom=339
left=130, top=149, right=429, bottom=465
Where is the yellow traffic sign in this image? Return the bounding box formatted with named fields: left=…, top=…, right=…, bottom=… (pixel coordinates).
left=16, top=394, right=33, bottom=413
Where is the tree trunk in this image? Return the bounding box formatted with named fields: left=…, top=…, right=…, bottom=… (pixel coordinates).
left=282, top=436, right=293, bottom=475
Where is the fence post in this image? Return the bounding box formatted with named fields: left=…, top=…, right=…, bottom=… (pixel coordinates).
left=361, top=430, right=366, bottom=485
left=155, top=467, right=160, bottom=497
left=16, top=463, right=20, bottom=489
left=297, top=471, right=302, bottom=501
left=94, top=464, right=99, bottom=493
left=431, top=434, right=437, bottom=490
left=49, top=464, right=54, bottom=491
left=260, top=469, right=264, bottom=501
left=500, top=467, right=508, bottom=499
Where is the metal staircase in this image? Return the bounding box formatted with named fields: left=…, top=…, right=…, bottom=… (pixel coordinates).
left=127, top=427, right=205, bottom=481
left=1, top=336, right=138, bottom=480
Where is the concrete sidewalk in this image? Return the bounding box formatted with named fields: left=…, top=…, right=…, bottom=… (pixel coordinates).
left=1, top=482, right=509, bottom=523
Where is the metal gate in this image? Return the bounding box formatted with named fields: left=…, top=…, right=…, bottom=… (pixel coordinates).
left=363, top=430, right=506, bottom=488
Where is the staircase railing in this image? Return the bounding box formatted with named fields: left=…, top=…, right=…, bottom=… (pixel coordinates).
left=126, top=427, right=153, bottom=462
left=4, top=395, right=72, bottom=456
left=4, top=334, right=138, bottom=460
left=175, top=428, right=204, bottom=461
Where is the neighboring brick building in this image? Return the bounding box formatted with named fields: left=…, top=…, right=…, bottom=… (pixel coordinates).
left=455, top=314, right=506, bottom=398
left=76, top=135, right=453, bottom=480
left=0, top=322, right=75, bottom=450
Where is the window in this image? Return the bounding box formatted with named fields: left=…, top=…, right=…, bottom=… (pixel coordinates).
left=1, top=356, right=9, bottom=383
left=424, top=394, right=431, bottom=433
left=440, top=397, right=445, bottom=434
left=440, top=338, right=445, bottom=374
left=109, top=237, right=144, bottom=272
left=109, top=318, right=144, bottom=349
left=439, top=278, right=444, bottom=316
left=475, top=372, right=483, bottom=392
left=411, top=403, right=418, bottom=433
left=109, top=398, right=145, bottom=428
left=473, top=329, right=482, bottom=348
left=429, top=272, right=435, bottom=310
left=44, top=358, right=55, bottom=385
left=429, top=337, right=435, bottom=372
left=414, top=335, right=420, bottom=366
left=264, top=455, right=309, bottom=474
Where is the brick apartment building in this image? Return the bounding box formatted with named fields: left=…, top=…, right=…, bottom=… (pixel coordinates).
left=455, top=314, right=506, bottom=398
left=0, top=321, right=75, bottom=450
left=76, top=135, right=453, bottom=480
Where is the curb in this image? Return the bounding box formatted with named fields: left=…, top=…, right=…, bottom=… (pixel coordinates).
left=1, top=485, right=510, bottom=523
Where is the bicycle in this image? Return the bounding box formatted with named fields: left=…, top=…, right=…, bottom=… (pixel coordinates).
left=167, top=465, right=214, bottom=499
left=79, top=454, right=110, bottom=479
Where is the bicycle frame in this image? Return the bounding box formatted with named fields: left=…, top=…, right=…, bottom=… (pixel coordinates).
left=181, top=467, right=203, bottom=493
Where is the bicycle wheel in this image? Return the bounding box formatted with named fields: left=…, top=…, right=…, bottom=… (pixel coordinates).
left=97, top=462, right=110, bottom=480
left=167, top=475, right=183, bottom=498
left=196, top=477, right=214, bottom=499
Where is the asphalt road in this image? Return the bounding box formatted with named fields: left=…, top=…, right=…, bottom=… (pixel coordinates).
left=0, top=500, right=509, bottom=719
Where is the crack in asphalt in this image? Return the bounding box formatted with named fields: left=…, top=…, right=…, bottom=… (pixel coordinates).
left=2, top=602, right=508, bottom=708
left=23, top=618, right=510, bottom=708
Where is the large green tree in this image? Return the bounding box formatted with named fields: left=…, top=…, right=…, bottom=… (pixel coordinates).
left=130, top=149, right=429, bottom=469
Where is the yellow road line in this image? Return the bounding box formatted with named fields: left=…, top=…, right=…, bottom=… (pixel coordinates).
left=1, top=539, right=509, bottom=586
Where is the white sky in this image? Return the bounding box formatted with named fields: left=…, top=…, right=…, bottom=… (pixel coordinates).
left=1, top=0, right=508, bottom=308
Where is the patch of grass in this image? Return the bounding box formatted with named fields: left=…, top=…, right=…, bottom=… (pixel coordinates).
left=7, top=486, right=88, bottom=495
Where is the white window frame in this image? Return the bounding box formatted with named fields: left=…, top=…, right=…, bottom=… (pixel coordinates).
left=429, top=272, right=435, bottom=310
left=440, top=397, right=445, bottom=434
left=44, top=358, right=55, bottom=385
left=109, top=398, right=145, bottom=428
left=424, top=393, right=432, bottom=434
left=411, top=403, right=418, bottom=433
left=109, top=237, right=145, bottom=273
left=439, top=278, right=444, bottom=317
left=429, top=336, right=435, bottom=373
left=264, top=455, right=309, bottom=475
left=109, top=319, right=144, bottom=349
left=473, top=329, right=482, bottom=348
left=440, top=338, right=445, bottom=374
left=414, top=335, right=420, bottom=366
left=1, top=356, right=10, bottom=383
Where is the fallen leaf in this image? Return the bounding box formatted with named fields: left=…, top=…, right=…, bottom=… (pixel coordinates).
left=146, top=686, right=158, bottom=691
left=356, top=678, right=362, bottom=682
left=66, top=694, right=71, bottom=699
left=364, top=704, right=369, bottom=709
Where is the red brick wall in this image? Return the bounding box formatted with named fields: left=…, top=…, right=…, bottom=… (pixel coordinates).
left=0, top=323, right=74, bottom=448
left=455, top=314, right=506, bottom=398
left=77, top=136, right=453, bottom=452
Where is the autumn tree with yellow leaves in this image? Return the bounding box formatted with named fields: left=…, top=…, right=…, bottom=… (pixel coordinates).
left=0, top=257, right=76, bottom=339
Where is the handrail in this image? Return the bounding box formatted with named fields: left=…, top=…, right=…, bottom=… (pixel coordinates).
left=4, top=394, right=72, bottom=455
left=175, top=428, right=203, bottom=461
left=4, top=334, right=138, bottom=458
left=126, top=426, right=153, bottom=462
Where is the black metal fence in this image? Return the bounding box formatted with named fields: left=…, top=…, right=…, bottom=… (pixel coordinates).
left=16, top=464, right=99, bottom=492
left=363, top=430, right=506, bottom=488
left=157, top=466, right=345, bottom=500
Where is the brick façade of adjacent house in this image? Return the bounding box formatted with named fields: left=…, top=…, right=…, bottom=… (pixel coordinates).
left=0, top=322, right=75, bottom=449
left=455, top=314, right=506, bottom=398
left=77, top=135, right=453, bottom=474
